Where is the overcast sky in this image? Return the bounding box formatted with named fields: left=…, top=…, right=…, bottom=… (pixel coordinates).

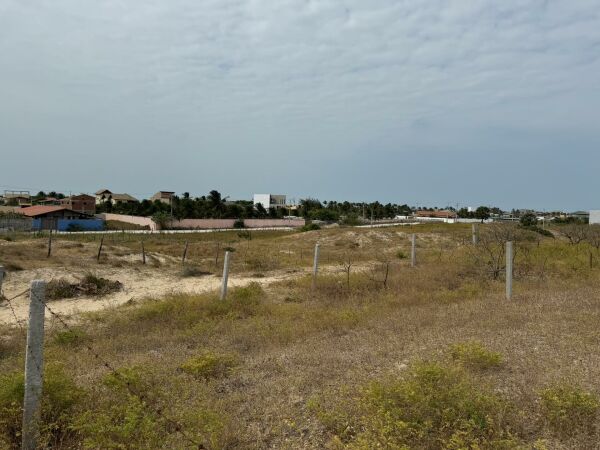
left=1, top=0, right=599, bottom=210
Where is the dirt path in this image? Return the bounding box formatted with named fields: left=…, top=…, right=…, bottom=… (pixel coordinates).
left=0, top=264, right=313, bottom=325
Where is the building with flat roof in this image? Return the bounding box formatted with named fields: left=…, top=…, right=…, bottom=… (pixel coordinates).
left=253, top=194, right=286, bottom=210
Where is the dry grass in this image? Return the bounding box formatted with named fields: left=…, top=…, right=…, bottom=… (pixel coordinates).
left=1, top=225, right=600, bottom=448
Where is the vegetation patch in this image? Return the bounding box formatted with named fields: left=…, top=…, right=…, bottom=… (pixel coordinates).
left=180, top=265, right=212, bottom=278
left=180, top=351, right=238, bottom=380
left=0, top=365, right=83, bottom=448
left=315, top=362, right=521, bottom=449
left=450, top=341, right=503, bottom=370
left=47, top=273, right=122, bottom=300
left=541, top=384, right=599, bottom=437
left=53, top=328, right=89, bottom=346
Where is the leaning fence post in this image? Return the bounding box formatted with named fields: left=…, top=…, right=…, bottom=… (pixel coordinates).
left=22, top=280, right=46, bottom=450
left=220, top=251, right=231, bottom=300
left=182, top=241, right=189, bottom=265
left=472, top=223, right=479, bottom=245
left=312, top=244, right=320, bottom=289
left=506, top=241, right=513, bottom=300
left=410, top=234, right=416, bottom=267
left=96, top=236, right=104, bottom=261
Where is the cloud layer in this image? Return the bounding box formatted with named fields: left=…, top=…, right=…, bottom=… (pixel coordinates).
left=1, top=0, right=599, bottom=209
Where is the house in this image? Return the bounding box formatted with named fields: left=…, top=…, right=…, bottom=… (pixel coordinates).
left=2, top=191, right=32, bottom=207
left=95, top=189, right=138, bottom=205
left=37, top=197, right=61, bottom=206
left=253, top=194, right=286, bottom=211
left=570, top=211, right=590, bottom=222
left=20, top=206, right=104, bottom=231
left=60, top=194, right=96, bottom=215
left=151, top=191, right=175, bottom=204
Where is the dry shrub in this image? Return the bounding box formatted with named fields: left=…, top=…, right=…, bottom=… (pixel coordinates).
left=180, top=265, right=212, bottom=278
left=180, top=351, right=238, bottom=380
left=46, top=274, right=122, bottom=300
left=313, top=362, right=521, bottom=449
left=450, top=341, right=502, bottom=370
left=541, top=384, right=599, bottom=437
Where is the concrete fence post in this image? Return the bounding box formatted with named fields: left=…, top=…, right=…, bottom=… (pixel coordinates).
left=22, top=280, right=46, bottom=450
left=472, top=223, right=479, bottom=245
left=411, top=234, right=416, bottom=268
left=506, top=241, right=513, bottom=300
left=220, top=251, right=231, bottom=301
left=312, top=244, right=320, bottom=290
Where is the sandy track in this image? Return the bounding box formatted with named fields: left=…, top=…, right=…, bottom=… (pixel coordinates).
left=0, top=264, right=308, bottom=325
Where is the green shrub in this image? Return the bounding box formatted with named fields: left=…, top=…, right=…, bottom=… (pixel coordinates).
left=180, top=351, right=238, bottom=380
left=396, top=250, right=407, bottom=259
left=53, top=328, right=88, bottom=346
left=319, top=362, right=520, bottom=448
left=450, top=341, right=503, bottom=370
left=233, top=219, right=245, bottom=229
left=300, top=223, right=321, bottom=232
left=541, top=384, right=599, bottom=436
left=0, top=365, right=83, bottom=448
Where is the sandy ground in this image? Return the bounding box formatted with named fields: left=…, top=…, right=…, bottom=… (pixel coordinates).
left=0, top=264, right=310, bottom=325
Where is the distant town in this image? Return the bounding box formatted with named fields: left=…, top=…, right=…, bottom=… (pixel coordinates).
left=0, top=189, right=596, bottom=232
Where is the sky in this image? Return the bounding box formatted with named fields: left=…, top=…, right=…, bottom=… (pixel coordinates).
left=1, top=0, right=599, bottom=211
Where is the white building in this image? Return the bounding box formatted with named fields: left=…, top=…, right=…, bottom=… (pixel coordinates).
left=590, top=210, right=600, bottom=225
left=253, top=194, right=286, bottom=210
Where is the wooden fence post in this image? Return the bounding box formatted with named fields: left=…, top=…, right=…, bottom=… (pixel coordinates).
left=47, top=232, right=52, bottom=258
left=411, top=234, right=416, bottom=268
left=312, top=244, right=320, bottom=290
left=22, top=280, right=46, bottom=450
left=0, top=266, right=4, bottom=295
left=141, top=241, right=146, bottom=265
left=182, top=241, right=189, bottom=265
left=506, top=241, right=513, bottom=300
left=96, top=236, right=104, bottom=262
left=220, top=251, right=231, bottom=300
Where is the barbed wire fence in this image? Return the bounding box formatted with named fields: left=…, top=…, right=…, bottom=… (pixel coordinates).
left=0, top=225, right=522, bottom=448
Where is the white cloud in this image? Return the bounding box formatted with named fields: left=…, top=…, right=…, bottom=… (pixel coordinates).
left=0, top=0, right=599, bottom=208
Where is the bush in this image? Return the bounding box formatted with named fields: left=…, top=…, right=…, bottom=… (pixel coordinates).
left=315, top=362, right=521, bottom=448
left=180, top=351, right=238, bottom=380
left=233, top=219, right=245, bottom=229
left=53, top=328, right=88, bottom=346
left=450, top=341, right=503, bottom=370
left=73, top=367, right=165, bottom=449
left=300, top=223, right=321, bottom=232
left=541, top=384, right=599, bottom=437
left=180, top=265, right=211, bottom=278
left=0, top=365, right=83, bottom=448
left=46, top=274, right=122, bottom=300
left=395, top=250, right=407, bottom=259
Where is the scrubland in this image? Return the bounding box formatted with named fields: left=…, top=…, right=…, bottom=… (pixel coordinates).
left=1, top=224, right=600, bottom=449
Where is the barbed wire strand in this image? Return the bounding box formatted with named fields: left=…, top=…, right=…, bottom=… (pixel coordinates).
left=39, top=299, right=205, bottom=449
